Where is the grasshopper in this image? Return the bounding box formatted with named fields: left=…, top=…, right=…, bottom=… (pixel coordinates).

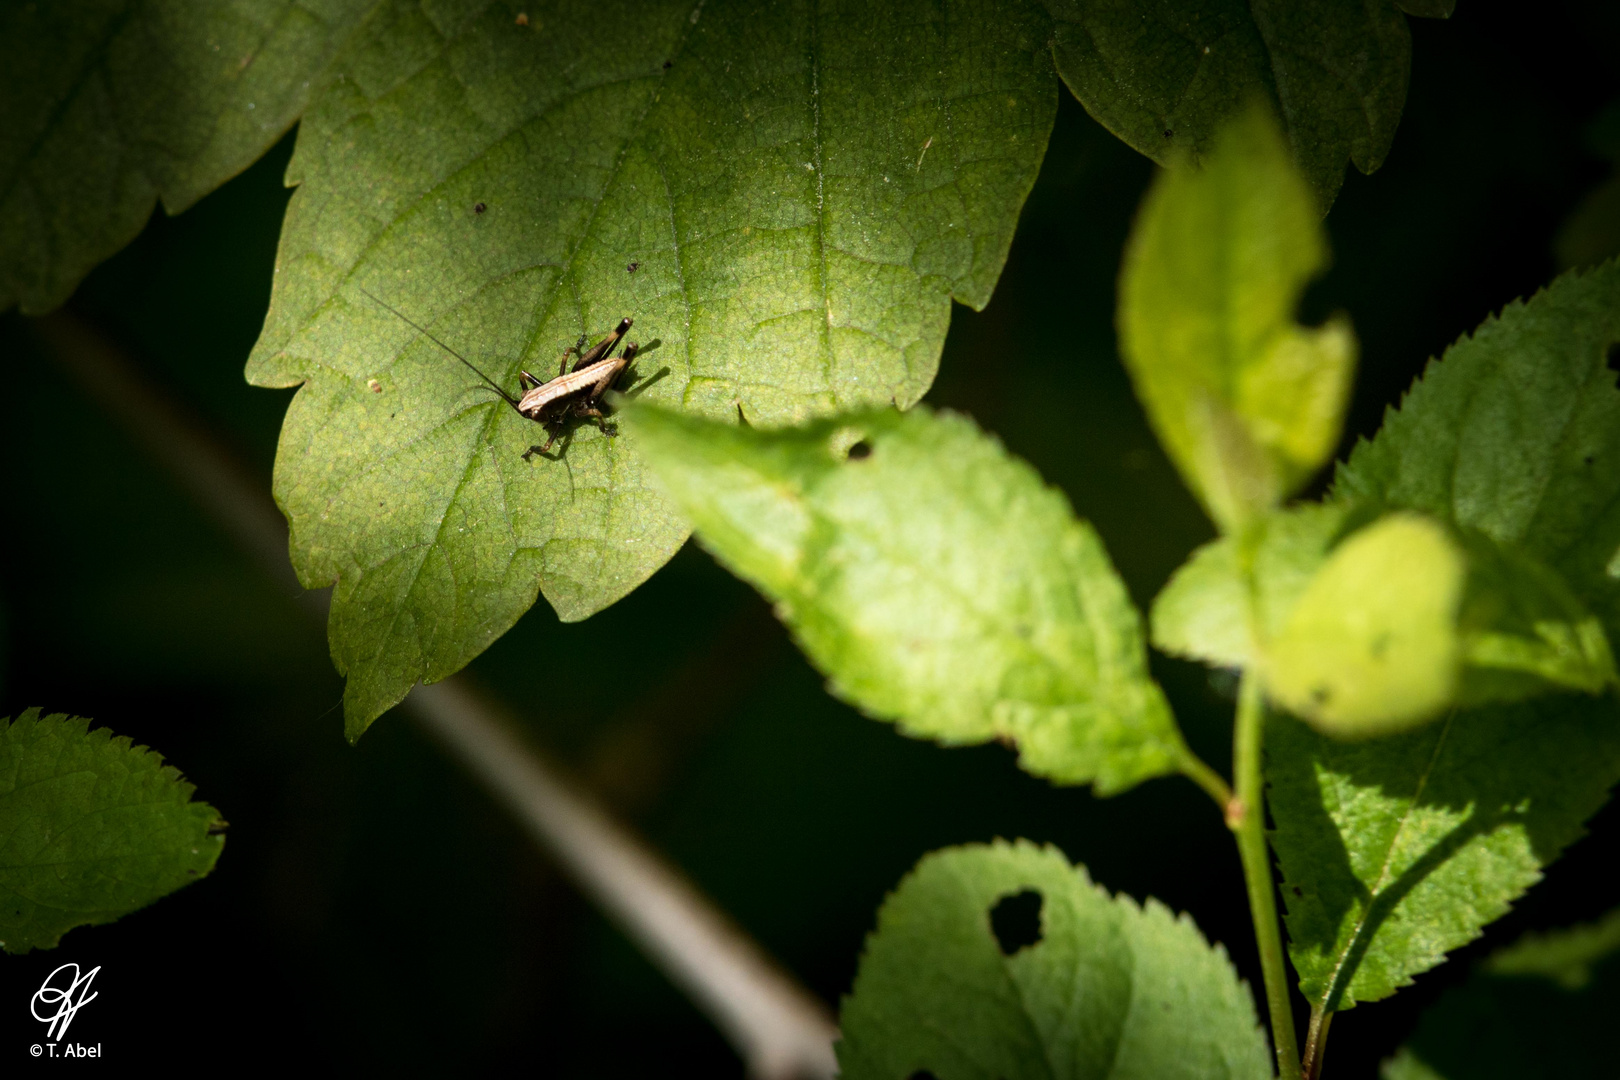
left=362, top=290, right=638, bottom=460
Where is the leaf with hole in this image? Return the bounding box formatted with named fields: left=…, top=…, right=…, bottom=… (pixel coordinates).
left=245, top=0, right=1059, bottom=735
left=836, top=840, right=1272, bottom=1080
left=0, top=709, right=226, bottom=954
left=631, top=403, right=1189, bottom=795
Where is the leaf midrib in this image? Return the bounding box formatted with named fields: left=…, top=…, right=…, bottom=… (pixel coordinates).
left=1315, top=711, right=1454, bottom=1010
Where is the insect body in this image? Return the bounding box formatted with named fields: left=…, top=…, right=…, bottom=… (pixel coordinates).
left=361, top=290, right=638, bottom=460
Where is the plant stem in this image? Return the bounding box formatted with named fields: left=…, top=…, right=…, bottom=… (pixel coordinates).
left=1231, top=671, right=1303, bottom=1080
left=1179, top=750, right=1235, bottom=812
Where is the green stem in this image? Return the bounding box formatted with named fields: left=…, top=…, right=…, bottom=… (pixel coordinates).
left=1232, top=671, right=1302, bottom=1080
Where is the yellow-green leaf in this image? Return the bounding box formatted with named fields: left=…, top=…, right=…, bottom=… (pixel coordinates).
left=1119, top=104, right=1355, bottom=533
left=631, top=404, right=1189, bottom=795
left=1265, top=513, right=1465, bottom=737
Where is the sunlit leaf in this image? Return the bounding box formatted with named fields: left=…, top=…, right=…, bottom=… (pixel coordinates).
left=631, top=404, right=1189, bottom=795
left=1268, top=693, right=1620, bottom=1013
left=1151, top=504, right=1616, bottom=733
left=1381, top=908, right=1620, bottom=1079
left=1119, top=104, right=1355, bottom=533
left=0, top=709, right=225, bottom=954
left=837, top=840, right=1272, bottom=1080
left=0, top=0, right=374, bottom=314
left=1265, top=513, right=1466, bottom=737
left=1151, top=501, right=1354, bottom=669
left=245, top=0, right=1059, bottom=735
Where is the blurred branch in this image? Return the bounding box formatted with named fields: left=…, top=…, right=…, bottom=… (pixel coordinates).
left=29, top=309, right=839, bottom=1080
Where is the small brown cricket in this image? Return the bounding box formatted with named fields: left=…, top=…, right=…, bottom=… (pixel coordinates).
left=361, top=290, right=639, bottom=460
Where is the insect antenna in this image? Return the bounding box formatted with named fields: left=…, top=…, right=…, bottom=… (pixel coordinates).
left=359, top=287, right=520, bottom=410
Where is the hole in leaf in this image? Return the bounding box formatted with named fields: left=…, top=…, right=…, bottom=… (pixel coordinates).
left=846, top=439, right=873, bottom=460
left=989, top=890, right=1043, bottom=955
left=1608, top=341, right=1620, bottom=375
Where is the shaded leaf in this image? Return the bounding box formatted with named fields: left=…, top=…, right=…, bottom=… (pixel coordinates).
left=1268, top=694, right=1620, bottom=1011
left=245, top=0, right=1059, bottom=735
left=837, top=840, right=1272, bottom=1080
left=1119, top=104, right=1355, bottom=533
left=1381, top=908, right=1620, bottom=1079
left=0, top=709, right=225, bottom=954
left=631, top=404, right=1188, bottom=795
left=0, top=0, right=374, bottom=314
left=1045, top=0, right=1414, bottom=205
left=1336, top=259, right=1620, bottom=660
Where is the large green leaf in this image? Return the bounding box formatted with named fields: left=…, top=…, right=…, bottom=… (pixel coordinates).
left=1268, top=694, right=1620, bottom=1012
left=1382, top=908, right=1620, bottom=1079
left=0, top=0, right=374, bottom=314
left=631, top=404, right=1189, bottom=795
left=245, top=0, right=1059, bottom=735
left=1336, top=259, right=1620, bottom=656
left=0, top=709, right=226, bottom=954
left=1118, top=104, right=1356, bottom=533
left=836, top=840, right=1272, bottom=1080
left=1044, top=0, right=1429, bottom=207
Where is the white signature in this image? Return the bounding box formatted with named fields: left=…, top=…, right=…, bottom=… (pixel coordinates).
left=31, top=963, right=101, bottom=1041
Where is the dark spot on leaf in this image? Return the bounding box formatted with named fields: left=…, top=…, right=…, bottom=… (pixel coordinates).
left=186, top=869, right=198, bottom=875
left=989, top=890, right=1043, bottom=955
left=906, top=1072, right=939, bottom=1080
left=846, top=439, right=873, bottom=460
left=1292, top=885, right=1303, bottom=896
left=663, top=59, right=673, bottom=69
left=474, top=201, right=487, bottom=214
left=1311, top=685, right=1333, bottom=706
left=1585, top=454, right=1596, bottom=465
left=1163, top=128, right=1173, bottom=139
left=1607, top=341, right=1620, bottom=374
left=627, top=261, right=640, bottom=273
left=1371, top=632, right=1392, bottom=659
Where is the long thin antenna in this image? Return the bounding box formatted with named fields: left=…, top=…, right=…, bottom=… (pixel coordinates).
left=359, top=287, right=519, bottom=409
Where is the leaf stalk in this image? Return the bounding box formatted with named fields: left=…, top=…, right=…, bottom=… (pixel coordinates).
left=1179, top=751, right=1235, bottom=811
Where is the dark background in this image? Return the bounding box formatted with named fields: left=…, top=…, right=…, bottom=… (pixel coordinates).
left=3, top=2, right=1619, bottom=1074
